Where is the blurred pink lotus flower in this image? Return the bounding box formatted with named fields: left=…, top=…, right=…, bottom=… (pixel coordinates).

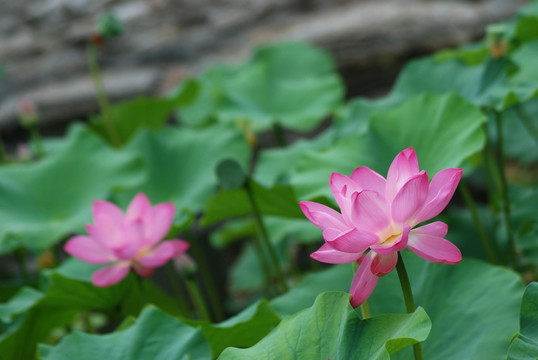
left=300, top=148, right=462, bottom=307
left=65, top=193, right=189, bottom=287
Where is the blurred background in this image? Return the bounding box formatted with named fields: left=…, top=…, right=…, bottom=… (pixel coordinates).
left=0, top=0, right=527, bottom=143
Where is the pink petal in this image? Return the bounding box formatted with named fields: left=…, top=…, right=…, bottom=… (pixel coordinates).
left=85, top=224, right=113, bottom=249
left=412, top=221, right=448, bottom=238
left=350, top=190, right=391, bottom=235
left=391, top=171, right=429, bottom=224
left=91, top=262, right=131, bottom=287
left=370, top=252, right=397, bottom=276
left=147, top=203, right=175, bottom=246
left=349, top=252, right=379, bottom=308
left=310, top=243, right=362, bottom=264
left=299, top=201, right=347, bottom=230
left=137, top=240, right=190, bottom=268
left=411, top=168, right=462, bottom=226
left=370, top=224, right=410, bottom=255
left=64, top=235, right=115, bottom=264
left=408, top=224, right=461, bottom=264
left=113, top=220, right=145, bottom=260
left=386, top=148, right=420, bottom=201
left=350, top=167, right=386, bottom=195
left=323, top=227, right=378, bottom=254
left=329, top=173, right=360, bottom=223
left=126, top=193, right=152, bottom=221
left=133, top=264, right=155, bottom=277
left=92, top=200, right=124, bottom=228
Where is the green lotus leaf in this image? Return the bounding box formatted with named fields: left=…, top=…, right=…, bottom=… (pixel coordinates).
left=219, top=291, right=431, bottom=360
left=39, top=306, right=211, bottom=360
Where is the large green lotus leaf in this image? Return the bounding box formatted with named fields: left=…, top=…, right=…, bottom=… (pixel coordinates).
left=507, top=282, right=538, bottom=360
left=254, top=129, right=334, bottom=187
left=91, top=80, right=199, bottom=146
left=219, top=292, right=431, bottom=360
left=201, top=179, right=303, bottom=227
left=388, top=55, right=538, bottom=111
left=499, top=98, right=538, bottom=164
left=0, top=259, right=132, bottom=360
left=176, top=66, right=238, bottom=127
left=46, top=257, right=187, bottom=318
left=39, top=306, right=212, bottom=360
left=180, top=42, right=344, bottom=132
left=184, top=299, right=281, bottom=358
left=292, top=93, right=486, bottom=200
left=116, top=123, right=250, bottom=215
left=270, top=253, right=524, bottom=360
left=0, top=287, right=43, bottom=323
left=217, top=42, right=344, bottom=132
left=511, top=41, right=538, bottom=83
left=210, top=216, right=320, bottom=249
left=0, top=124, right=144, bottom=254
left=514, top=2, right=538, bottom=44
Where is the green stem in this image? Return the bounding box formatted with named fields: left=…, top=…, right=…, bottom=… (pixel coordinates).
left=15, top=249, right=30, bottom=285
left=514, top=105, right=538, bottom=147
left=272, top=122, right=287, bottom=147
left=185, top=276, right=211, bottom=321
left=359, top=300, right=371, bottom=319
left=164, top=262, right=190, bottom=317
left=29, top=126, right=45, bottom=158
left=87, top=44, right=120, bottom=147
left=245, top=181, right=288, bottom=293
left=185, top=231, right=224, bottom=321
left=494, top=111, right=519, bottom=269
left=396, top=253, right=424, bottom=360
left=458, top=181, right=498, bottom=264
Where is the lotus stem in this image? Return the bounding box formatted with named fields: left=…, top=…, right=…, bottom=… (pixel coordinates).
left=185, top=276, right=211, bottom=321
left=245, top=181, right=289, bottom=293
left=493, top=111, right=519, bottom=270
left=458, top=181, right=498, bottom=264
left=396, top=253, right=424, bottom=360
left=183, top=232, right=225, bottom=321
left=87, top=44, right=120, bottom=147
left=359, top=300, right=371, bottom=319
left=164, top=262, right=191, bottom=317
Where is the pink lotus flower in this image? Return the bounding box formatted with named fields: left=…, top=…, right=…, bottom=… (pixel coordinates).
left=300, top=148, right=462, bottom=307
left=65, top=193, right=190, bottom=287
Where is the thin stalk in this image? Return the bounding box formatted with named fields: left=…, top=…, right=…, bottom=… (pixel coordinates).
left=29, top=125, right=45, bottom=158
left=272, top=122, right=287, bottom=147
left=515, top=105, right=538, bottom=147
left=494, top=111, right=518, bottom=269
left=396, top=253, right=424, bottom=360
left=185, top=276, right=211, bottom=321
left=251, top=234, right=276, bottom=297
left=458, top=181, right=498, bottom=264
left=359, top=300, right=371, bottom=319
left=15, top=249, right=30, bottom=285
left=87, top=44, right=120, bottom=147
left=184, top=231, right=224, bottom=321
left=245, top=181, right=288, bottom=293
left=164, top=262, right=190, bottom=317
